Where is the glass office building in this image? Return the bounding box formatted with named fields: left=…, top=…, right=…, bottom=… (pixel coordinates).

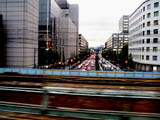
left=39, top=0, right=79, bottom=66
left=0, top=0, right=39, bottom=68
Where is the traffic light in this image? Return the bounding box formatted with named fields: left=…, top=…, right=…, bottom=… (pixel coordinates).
left=125, top=60, right=128, bottom=64
left=70, top=58, right=74, bottom=63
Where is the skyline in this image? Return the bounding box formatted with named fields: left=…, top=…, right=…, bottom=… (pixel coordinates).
left=67, top=0, right=144, bottom=47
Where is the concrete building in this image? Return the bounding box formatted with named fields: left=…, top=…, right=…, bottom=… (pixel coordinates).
left=105, top=33, right=128, bottom=52
left=69, top=4, right=79, bottom=55
left=39, top=0, right=79, bottom=65
left=78, top=34, right=88, bottom=55
left=119, top=15, right=129, bottom=34
left=129, top=0, right=160, bottom=71
left=0, top=0, right=39, bottom=68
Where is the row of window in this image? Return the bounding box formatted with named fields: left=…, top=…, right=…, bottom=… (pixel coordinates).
left=142, top=47, right=158, bottom=52
left=145, top=2, right=159, bottom=11
left=129, top=37, right=159, bottom=46
left=142, top=38, right=158, bottom=44
left=142, top=55, right=158, bottom=61
left=143, top=29, right=159, bottom=35
left=143, top=11, right=159, bottom=19
left=130, top=29, right=159, bottom=41
left=130, top=2, right=159, bottom=22
left=130, top=19, right=159, bottom=37
left=129, top=47, right=159, bottom=52
left=143, top=20, right=159, bottom=27
left=130, top=10, right=159, bottom=28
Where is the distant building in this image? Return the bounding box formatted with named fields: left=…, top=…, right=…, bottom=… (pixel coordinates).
left=0, top=0, right=39, bottom=68
left=105, top=15, right=129, bottom=52
left=78, top=34, right=88, bottom=55
left=129, top=0, right=160, bottom=71
left=105, top=33, right=128, bottom=52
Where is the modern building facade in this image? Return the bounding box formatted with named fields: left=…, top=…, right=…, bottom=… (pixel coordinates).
left=119, top=15, right=129, bottom=34
left=39, top=0, right=63, bottom=66
left=105, top=33, right=128, bottom=52
left=105, top=15, right=129, bottom=52
left=39, top=0, right=79, bottom=66
left=78, top=34, right=88, bottom=55
left=129, top=0, right=160, bottom=71
left=0, top=0, right=39, bottom=68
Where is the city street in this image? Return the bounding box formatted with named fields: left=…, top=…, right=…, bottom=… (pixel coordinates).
left=76, top=54, right=96, bottom=71
left=75, top=53, right=120, bottom=71
left=98, top=53, right=120, bottom=71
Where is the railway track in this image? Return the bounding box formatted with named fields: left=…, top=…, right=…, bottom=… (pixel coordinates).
left=0, top=74, right=160, bottom=87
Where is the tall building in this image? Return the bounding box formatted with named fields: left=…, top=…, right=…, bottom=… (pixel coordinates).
left=119, top=15, right=129, bottom=33
left=78, top=34, right=88, bottom=55
left=69, top=4, right=79, bottom=55
left=39, top=0, right=79, bottom=66
left=129, top=0, right=160, bottom=71
left=0, top=0, right=39, bottom=68
left=105, top=15, right=129, bottom=52
left=39, top=0, right=63, bottom=66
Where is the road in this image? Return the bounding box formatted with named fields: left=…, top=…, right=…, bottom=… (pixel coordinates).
left=98, top=53, right=120, bottom=71
left=75, top=53, right=120, bottom=71
left=76, top=54, right=96, bottom=71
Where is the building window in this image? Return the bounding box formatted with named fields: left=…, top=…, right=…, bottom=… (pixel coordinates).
left=142, top=47, right=144, bottom=52
left=143, top=15, right=145, bottom=19
left=143, top=31, right=145, bottom=36
left=146, top=47, right=150, bottom=52
left=147, top=38, right=150, bottom=43
left=153, top=56, right=157, bottom=61
left=146, top=55, right=150, bottom=60
left=154, top=20, right=159, bottom=25
left=147, top=4, right=151, bottom=10
left=154, top=29, right=158, bottom=34
left=147, top=13, right=151, bottom=18
left=154, top=2, right=159, bottom=8
left=154, top=11, right=159, bottom=16
left=153, top=47, right=158, bottom=52
left=143, top=7, right=145, bottom=11
left=153, top=38, right=158, bottom=43
left=147, top=21, right=150, bottom=26
left=143, top=23, right=145, bottom=27
left=142, top=39, right=145, bottom=44
left=142, top=55, right=144, bottom=60
left=147, top=30, right=150, bottom=35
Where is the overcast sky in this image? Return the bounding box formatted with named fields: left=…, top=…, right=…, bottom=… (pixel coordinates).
left=67, top=0, right=144, bottom=47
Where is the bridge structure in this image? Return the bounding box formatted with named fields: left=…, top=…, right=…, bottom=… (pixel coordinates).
left=0, top=68, right=160, bottom=120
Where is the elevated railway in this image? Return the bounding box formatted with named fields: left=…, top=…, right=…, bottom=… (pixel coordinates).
left=0, top=68, right=160, bottom=119
left=0, top=86, right=160, bottom=120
